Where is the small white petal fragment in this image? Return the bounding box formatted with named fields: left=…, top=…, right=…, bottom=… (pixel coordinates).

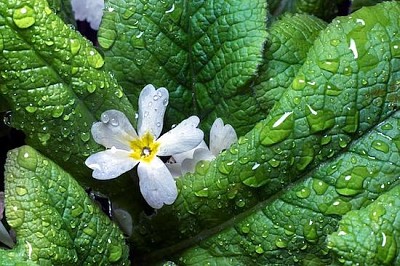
left=209, top=118, right=238, bottom=155
left=85, top=149, right=138, bottom=180
left=349, top=38, right=358, bottom=59
left=92, top=110, right=138, bottom=150
left=137, top=84, right=169, bottom=138
left=71, top=0, right=104, bottom=30
left=273, top=112, right=293, bottom=128
left=138, top=157, right=178, bottom=209
left=157, top=116, right=204, bottom=156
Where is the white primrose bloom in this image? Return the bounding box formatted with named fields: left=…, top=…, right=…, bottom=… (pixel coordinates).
left=85, top=84, right=204, bottom=209
left=71, top=0, right=104, bottom=30
left=0, top=192, right=15, bottom=248
left=167, top=118, right=237, bottom=177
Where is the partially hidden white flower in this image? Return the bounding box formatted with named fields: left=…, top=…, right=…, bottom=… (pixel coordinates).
left=0, top=192, right=15, bottom=248
left=168, top=118, right=237, bottom=177
left=71, top=0, right=104, bottom=30
left=85, top=84, right=204, bottom=209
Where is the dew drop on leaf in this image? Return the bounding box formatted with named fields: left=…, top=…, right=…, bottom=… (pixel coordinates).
left=260, top=111, right=294, bottom=146
left=13, top=6, right=36, bottom=29
left=130, top=32, right=145, bottom=49
left=70, top=39, right=81, bottom=55
left=376, top=231, right=397, bottom=264
left=318, top=60, right=339, bottom=73
left=15, top=186, right=28, bottom=196
left=87, top=49, right=105, bottom=69
left=371, top=140, right=390, bottom=153
left=312, top=179, right=329, bottom=195
left=303, top=220, right=318, bottom=243
left=295, top=187, right=311, bottom=199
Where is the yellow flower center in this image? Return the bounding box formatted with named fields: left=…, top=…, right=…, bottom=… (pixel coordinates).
left=129, top=131, right=160, bottom=163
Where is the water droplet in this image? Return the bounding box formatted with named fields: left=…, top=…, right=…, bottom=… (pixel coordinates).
left=194, top=187, right=209, bottom=197
left=255, top=245, right=264, bottom=254
left=241, top=225, right=250, bottom=234
left=372, top=140, right=390, bottom=153
left=305, top=105, right=335, bottom=133
left=261, top=112, right=294, bottom=146
left=292, top=76, right=306, bottom=90
left=13, top=6, right=36, bottom=29
left=391, top=41, right=400, bottom=58
left=238, top=156, right=249, bottom=164
left=108, top=243, right=123, bottom=262
left=153, top=95, right=159, bottom=101
left=330, top=39, right=340, bottom=47
left=83, top=227, right=96, bottom=237
left=296, top=145, right=314, bottom=171
left=87, top=49, right=104, bottom=69
left=275, top=238, right=287, bottom=248
left=380, top=123, right=393, bottom=131
left=98, top=28, right=117, bottom=50
left=51, top=106, right=64, bottom=118
left=101, top=113, right=109, bottom=123
left=343, top=108, right=359, bottom=133
left=122, top=7, right=135, bottom=19
left=70, top=205, right=84, bottom=217
left=163, top=98, right=168, bottom=106
left=321, top=198, right=352, bottom=215
left=335, top=166, right=366, bottom=196
left=312, top=179, right=329, bottom=195
left=80, top=132, right=90, bottom=142
left=25, top=105, right=37, bottom=113
left=318, top=60, right=339, bottom=73
left=218, top=161, right=233, bottom=174
left=295, top=187, right=311, bottom=199
left=268, top=158, right=280, bottom=167
left=110, top=118, right=119, bottom=126
left=70, top=39, right=81, bottom=55
left=325, top=83, right=342, bottom=96
left=303, top=220, right=318, bottom=243
left=376, top=231, right=397, bottom=264
left=16, top=186, right=28, bottom=196
left=130, top=31, right=145, bottom=49
left=235, top=198, right=245, bottom=208
left=321, top=135, right=332, bottom=145
left=369, top=204, right=386, bottom=222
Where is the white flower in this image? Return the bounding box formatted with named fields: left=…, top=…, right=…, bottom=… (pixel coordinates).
left=85, top=84, right=204, bottom=209
left=71, top=0, right=104, bottom=30
left=0, top=192, right=14, bottom=248
left=168, top=118, right=237, bottom=177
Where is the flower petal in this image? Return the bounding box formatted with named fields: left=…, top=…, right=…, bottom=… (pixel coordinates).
left=181, top=148, right=215, bottom=174
left=138, top=158, right=178, bottom=209
left=209, top=118, right=237, bottom=156
left=157, top=116, right=204, bottom=156
left=92, top=110, right=137, bottom=150
left=137, top=84, right=169, bottom=138
left=85, top=148, right=138, bottom=180
left=165, top=162, right=183, bottom=179
left=172, top=140, right=209, bottom=163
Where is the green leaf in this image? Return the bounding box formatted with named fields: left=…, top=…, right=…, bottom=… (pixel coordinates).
left=0, top=0, right=135, bottom=186
left=99, top=0, right=268, bottom=135
left=0, top=145, right=130, bottom=265
left=46, top=0, right=76, bottom=26
left=129, top=1, right=400, bottom=259
left=269, top=0, right=347, bottom=20
left=253, top=13, right=327, bottom=112
left=328, top=184, right=400, bottom=265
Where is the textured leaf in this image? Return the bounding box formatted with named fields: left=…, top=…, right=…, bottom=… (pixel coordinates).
left=0, top=0, right=135, bottom=189
left=0, top=145, right=130, bottom=265
left=130, top=1, right=400, bottom=257
left=46, top=0, right=76, bottom=26
left=99, top=0, right=267, bottom=135
left=328, top=185, right=400, bottom=265
left=269, top=0, right=347, bottom=20
left=167, top=111, right=400, bottom=265
left=253, top=13, right=327, bottom=112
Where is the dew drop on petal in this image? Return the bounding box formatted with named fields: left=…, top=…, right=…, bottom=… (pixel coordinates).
left=163, top=98, right=168, bottom=106
left=101, top=113, right=109, bottom=123
left=110, top=118, right=119, bottom=126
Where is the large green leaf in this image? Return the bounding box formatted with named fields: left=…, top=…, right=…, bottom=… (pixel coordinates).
left=268, top=0, right=347, bottom=20
left=0, top=145, right=129, bottom=265
left=99, top=0, right=268, bottom=135
left=328, top=185, right=400, bottom=265
left=129, top=1, right=400, bottom=257
left=253, top=13, right=327, bottom=112
left=0, top=0, right=137, bottom=191
left=165, top=111, right=400, bottom=265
